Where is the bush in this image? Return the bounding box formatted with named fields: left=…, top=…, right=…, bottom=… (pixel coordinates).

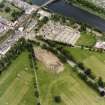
left=37, top=102, right=41, bottom=105
left=54, top=96, right=62, bottom=103
left=0, top=3, right=4, bottom=8
left=5, top=7, right=10, bottom=13
left=97, top=77, right=104, bottom=88
left=35, top=91, right=39, bottom=98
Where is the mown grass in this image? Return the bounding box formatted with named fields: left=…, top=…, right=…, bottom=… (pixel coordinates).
left=36, top=61, right=105, bottom=105
left=0, top=51, right=35, bottom=105
left=1, top=48, right=105, bottom=105
left=65, top=47, right=105, bottom=81
left=76, top=32, right=96, bottom=47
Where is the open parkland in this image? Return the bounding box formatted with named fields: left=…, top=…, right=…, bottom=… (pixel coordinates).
left=1, top=0, right=105, bottom=105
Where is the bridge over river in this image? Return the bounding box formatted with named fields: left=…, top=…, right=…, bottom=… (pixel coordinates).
left=40, top=0, right=58, bottom=7
left=7, top=0, right=57, bottom=14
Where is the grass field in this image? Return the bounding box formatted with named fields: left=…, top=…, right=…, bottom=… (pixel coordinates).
left=83, top=56, right=105, bottom=80
left=36, top=61, right=105, bottom=105
left=0, top=51, right=35, bottom=105
left=1, top=49, right=105, bottom=105
left=76, top=32, right=96, bottom=47
left=65, top=47, right=105, bottom=81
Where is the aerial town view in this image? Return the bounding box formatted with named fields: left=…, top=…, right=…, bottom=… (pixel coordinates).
left=1, top=0, right=105, bottom=105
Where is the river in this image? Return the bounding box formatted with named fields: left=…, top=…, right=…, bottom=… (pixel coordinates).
left=32, top=0, right=105, bottom=32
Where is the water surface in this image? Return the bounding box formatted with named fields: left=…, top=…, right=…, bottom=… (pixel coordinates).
left=33, top=0, right=105, bottom=32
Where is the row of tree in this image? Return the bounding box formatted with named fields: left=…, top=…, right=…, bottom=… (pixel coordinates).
left=0, top=38, right=41, bottom=104
left=26, top=41, right=42, bottom=105
left=61, top=48, right=105, bottom=96
left=0, top=38, right=34, bottom=75
left=40, top=38, right=105, bottom=96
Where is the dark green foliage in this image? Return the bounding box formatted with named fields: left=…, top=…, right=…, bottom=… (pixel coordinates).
left=54, top=96, right=62, bottom=103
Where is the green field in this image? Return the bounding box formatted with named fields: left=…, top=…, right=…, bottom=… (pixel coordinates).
left=65, top=47, right=105, bottom=81
left=0, top=51, right=35, bottom=105
left=1, top=49, right=105, bottom=105
left=36, top=61, right=105, bottom=105
left=76, top=32, right=96, bottom=47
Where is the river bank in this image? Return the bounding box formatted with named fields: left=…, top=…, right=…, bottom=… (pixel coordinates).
left=65, top=0, right=105, bottom=20
left=32, top=0, right=105, bottom=32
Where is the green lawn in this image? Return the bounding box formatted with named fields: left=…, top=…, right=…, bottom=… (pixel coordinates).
left=83, top=56, right=105, bottom=80
left=65, top=47, right=105, bottom=81
left=36, top=61, right=105, bottom=105
left=0, top=51, right=35, bottom=105
left=76, top=32, right=96, bottom=47
left=65, top=47, right=93, bottom=61
left=1, top=48, right=105, bottom=105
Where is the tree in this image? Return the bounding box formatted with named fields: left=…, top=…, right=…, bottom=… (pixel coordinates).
left=37, top=102, right=41, bottom=105
left=11, top=10, right=22, bottom=21
left=77, top=62, right=85, bottom=70
left=0, top=70, right=2, bottom=75
left=84, top=68, right=91, bottom=76
left=0, top=3, right=4, bottom=8
left=98, top=77, right=104, bottom=87
left=35, top=91, right=39, bottom=98
left=80, top=23, right=86, bottom=32
left=100, top=91, right=105, bottom=97
left=54, top=96, right=62, bottom=103
left=5, top=7, right=10, bottom=13
left=81, top=45, right=84, bottom=49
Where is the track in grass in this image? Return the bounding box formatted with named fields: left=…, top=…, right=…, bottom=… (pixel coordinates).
left=65, top=47, right=105, bottom=81
left=83, top=55, right=105, bottom=81
left=0, top=51, right=35, bottom=105
left=36, top=62, right=105, bottom=105
left=0, top=71, right=32, bottom=105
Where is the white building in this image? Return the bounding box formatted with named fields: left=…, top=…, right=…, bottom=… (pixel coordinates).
left=0, top=46, right=11, bottom=55
left=95, top=41, right=105, bottom=50
left=38, top=10, right=51, bottom=18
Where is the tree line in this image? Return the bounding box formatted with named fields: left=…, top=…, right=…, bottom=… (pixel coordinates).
left=40, top=38, right=105, bottom=96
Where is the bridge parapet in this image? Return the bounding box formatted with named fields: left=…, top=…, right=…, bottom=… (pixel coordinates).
left=41, top=0, right=58, bottom=7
